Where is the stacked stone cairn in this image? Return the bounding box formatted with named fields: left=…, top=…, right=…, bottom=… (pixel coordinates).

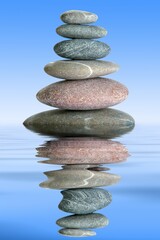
left=24, top=10, right=135, bottom=237
left=37, top=10, right=128, bottom=112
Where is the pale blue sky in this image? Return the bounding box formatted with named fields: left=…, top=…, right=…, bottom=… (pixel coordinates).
left=0, top=0, right=160, bottom=125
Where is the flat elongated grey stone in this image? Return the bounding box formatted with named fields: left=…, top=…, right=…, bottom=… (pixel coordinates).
left=23, top=109, right=135, bottom=138
left=59, top=228, right=96, bottom=237
left=36, top=138, right=129, bottom=164
left=56, top=24, right=107, bottom=39
left=60, top=10, right=98, bottom=24
left=54, top=40, right=110, bottom=59
left=44, top=60, right=119, bottom=80
left=39, top=169, right=120, bottom=189
left=56, top=213, right=109, bottom=229
left=36, top=78, right=128, bottom=110
left=59, top=188, right=112, bottom=214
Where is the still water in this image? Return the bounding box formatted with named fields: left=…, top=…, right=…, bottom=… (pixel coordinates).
left=0, top=125, right=160, bottom=239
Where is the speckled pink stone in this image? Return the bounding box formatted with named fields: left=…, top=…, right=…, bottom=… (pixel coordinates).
left=36, top=78, right=128, bottom=110
left=36, top=138, right=129, bottom=164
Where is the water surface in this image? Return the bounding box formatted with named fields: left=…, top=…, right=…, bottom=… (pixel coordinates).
left=0, top=125, right=160, bottom=240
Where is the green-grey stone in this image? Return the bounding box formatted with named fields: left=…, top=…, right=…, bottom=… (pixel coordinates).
left=59, top=188, right=112, bottom=214
left=60, top=10, right=98, bottom=24
left=23, top=109, right=135, bottom=138
left=56, top=24, right=107, bottom=39
left=39, top=169, right=120, bottom=189
left=56, top=213, right=109, bottom=229
left=54, top=39, right=110, bottom=60
left=59, top=228, right=96, bottom=237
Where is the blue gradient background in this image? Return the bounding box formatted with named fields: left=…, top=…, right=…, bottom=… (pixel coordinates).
left=1, top=0, right=160, bottom=125
left=1, top=2, right=160, bottom=240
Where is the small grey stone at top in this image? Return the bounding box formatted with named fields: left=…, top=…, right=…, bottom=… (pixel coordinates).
left=60, top=10, right=98, bottom=24
left=56, top=24, right=107, bottom=39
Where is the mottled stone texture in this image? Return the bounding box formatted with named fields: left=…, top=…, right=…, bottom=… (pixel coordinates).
left=36, top=138, right=129, bottom=164
left=56, top=213, right=109, bottom=229
left=56, top=24, right=107, bottom=39
left=54, top=39, right=110, bottom=60
left=59, top=188, right=112, bottom=214
left=59, top=228, right=96, bottom=237
left=36, top=78, right=128, bottom=110
left=23, top=109, right=135, bottom=138
left=44, top=60, right=119, bottom=80
left=39, top=169, right=120, bottom=189
left=60, top=10, right=98, bottom=24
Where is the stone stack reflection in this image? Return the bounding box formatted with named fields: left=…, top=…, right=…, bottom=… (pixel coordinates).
left=36, top=138, right=130, bottom=237
left=23, top=9, right=135, bottom=237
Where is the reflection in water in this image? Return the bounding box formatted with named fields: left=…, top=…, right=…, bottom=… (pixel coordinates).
left=56, top=213, right=109, bottom=230
left=36, top=137, right=131, bottom=237
left=59, top=228, right=96, bottom=237
left=62, top=164, right=110, bottom=171
left=59, top=188, right=112, bottom=214
left=36, top=138, right=129, bottom=164
left=23, top=103, right=135, bottom=237
left=23, top=105, right=134, bottom=237
left=40, top=168, right=120, bottom=189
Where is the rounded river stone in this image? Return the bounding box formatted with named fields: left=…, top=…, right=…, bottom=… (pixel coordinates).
left=44, top=60, right=119, bottom=80
left=59, top=228, right=96, bottom=237
left=36, top=138, right=129, bottom=164
left=56, top=24, right=107, bottom=39
left=56, top=213, right=109, bottom=229
left=23, top=109, right=135, bottom=138
left=36, top=78, right=128, bottom=110
left=59, top=188, right=112, bottom=214
left=60, top=10, right=98, bottom=24
left=54, top=39, right=110, bottom=59
left=39, top=169, right=120, bottom=189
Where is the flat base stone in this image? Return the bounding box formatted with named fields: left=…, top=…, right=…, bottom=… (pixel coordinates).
left=23, top=109, right=135, bottom=138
